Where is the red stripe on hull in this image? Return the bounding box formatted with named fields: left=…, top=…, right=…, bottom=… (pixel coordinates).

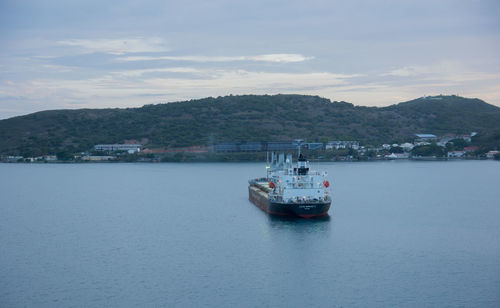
left=298, top=212, right=329, bottom=219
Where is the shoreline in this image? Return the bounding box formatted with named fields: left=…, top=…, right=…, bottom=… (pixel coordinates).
left=1, top=157, right=495, bottom=164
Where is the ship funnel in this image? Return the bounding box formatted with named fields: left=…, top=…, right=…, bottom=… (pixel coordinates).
left=286, top=153, right=293, bottom=167
left=278, top=153, right=285, bottom=168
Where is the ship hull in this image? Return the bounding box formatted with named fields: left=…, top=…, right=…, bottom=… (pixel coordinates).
left=248, top=186, right=330, bottom=218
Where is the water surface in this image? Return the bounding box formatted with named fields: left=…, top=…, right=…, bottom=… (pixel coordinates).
left=1, top=161, right=499, bottom=307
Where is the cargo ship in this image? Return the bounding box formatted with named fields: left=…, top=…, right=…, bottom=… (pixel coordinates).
left=248, top=152, right=332, bottom=218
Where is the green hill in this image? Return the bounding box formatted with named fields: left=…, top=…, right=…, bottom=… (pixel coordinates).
left=1, top=94, right=500, bottom=156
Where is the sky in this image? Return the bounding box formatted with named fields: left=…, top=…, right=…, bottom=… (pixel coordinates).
left=0, top=0, right=499, bottom=119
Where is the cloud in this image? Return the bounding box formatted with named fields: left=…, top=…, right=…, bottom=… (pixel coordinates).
left=3, top=56, right=500, bottom=119
left=142, top=70, right=355, bottom=91
left=381, top=62, right=500, bottom=83
left=246, top=54, right=314, bottom=63
left=117, top=53, right=314, bottom=63
left=0, top=70, right=358, bottom=113
left=56, top=38, right=168, bottom=55
left=381, top=65, right=433, bottom=77
left=112, top=67, right=202, bottom=77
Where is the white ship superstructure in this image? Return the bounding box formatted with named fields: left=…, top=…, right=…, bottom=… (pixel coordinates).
left=267, top=153, right=331, bottom=205
left=249, top=151, right=332, bottom=218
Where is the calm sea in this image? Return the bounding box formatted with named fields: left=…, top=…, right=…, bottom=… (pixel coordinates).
left=1, top=161, right=499, bottom=307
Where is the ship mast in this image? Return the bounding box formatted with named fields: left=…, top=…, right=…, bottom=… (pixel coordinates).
left=294, top=139, right=303, bottom=158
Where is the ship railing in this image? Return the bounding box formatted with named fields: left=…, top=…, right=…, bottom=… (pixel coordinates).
left=307, top=170, right=324, bottom=175
left=289, top=170, right=324, bottom=176
left=270, top=194, right=331, bottom=204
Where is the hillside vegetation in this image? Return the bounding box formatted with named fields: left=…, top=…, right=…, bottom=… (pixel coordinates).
left=1, top=94, right=500, bottom=156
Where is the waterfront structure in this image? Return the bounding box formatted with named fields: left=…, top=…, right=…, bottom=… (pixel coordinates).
left=94, top=144, right=142, bottom=153
left=326, top=141, right=359, bottom=150
left=386, top=153, right=409, bottom=159
left=214, top=142, right=239, bottom=152
left=81, top=155, right=116, bottom=161
left=215, top=141, right=297, bottom=152
left=304, top=143, right=324, bottom=150
left=266, top=141, right=297, bottom=151
left=239, top=142, right=263, bottom=152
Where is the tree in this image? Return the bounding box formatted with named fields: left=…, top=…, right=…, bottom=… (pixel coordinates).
left=56, top=151, right=74, bottom=161
left=411, top=144, right=445, bottom=157
left=447, top=138, right=468, bottom=150
left=390, top=146, right=404, bottom=153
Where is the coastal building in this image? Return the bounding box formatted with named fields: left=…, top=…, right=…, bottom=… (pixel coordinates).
left=400, top=143, right=414, bottom=152
left=94, top=144, right=142, bottom=153
left=326, top=141, right=359, bottom=150
left=81, top=155, right=116, bottom=161
left=214, top=142, right=239, bottom=152
left=304, top=143, right=324, bottom=150
left=3, top=156, right=24, bottom=162
left=437, top=134, right=456, bottom=146
left=44, top=155, right=57, bottom=161
left=267, top=141, right=297, bottom=151
left=486, top=151, right=499, bottom=159
left=447, top=151, right=465, bottom=158
left=437, top=133, right=477, bottom=146
left=464, top=146, right=478, bottom=152
left=415, top=134, right=437, bottom=143
left=239, top=142, right=263, bottom=152
left=215, top=141, right=299, bottom=152
left=385, top=153, right=409, bottom=159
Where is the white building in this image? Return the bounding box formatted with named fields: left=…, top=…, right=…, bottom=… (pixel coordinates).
left=326, top=141, right=359, bottom=150
left=385, top=153, right=409, bottom=159
left=94, top=144, right=142, bottom=153
left=82, top=155, right=116, bottom=161
left=415, top=134, right=437, bottom=142
left=400, top=143, right=414, bottom=152
left=447, top=151, right=465, bottom=158
left=486, top=151, right=499, bottom=159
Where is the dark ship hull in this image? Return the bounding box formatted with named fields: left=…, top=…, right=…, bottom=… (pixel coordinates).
left=249, top=185, right=330, bottom=218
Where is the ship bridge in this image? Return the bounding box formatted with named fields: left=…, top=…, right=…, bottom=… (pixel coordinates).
left=266, top=152, right=330, bottom=204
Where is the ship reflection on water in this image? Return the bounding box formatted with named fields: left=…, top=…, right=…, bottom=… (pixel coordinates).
left=265, top=213, right=332, bottom=233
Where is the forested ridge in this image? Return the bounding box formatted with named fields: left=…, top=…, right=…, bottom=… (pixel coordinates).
left=1, top=94, right=500, bottom=156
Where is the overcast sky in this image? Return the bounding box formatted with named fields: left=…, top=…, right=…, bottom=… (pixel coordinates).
left=0, top=0, right=499, bottom=119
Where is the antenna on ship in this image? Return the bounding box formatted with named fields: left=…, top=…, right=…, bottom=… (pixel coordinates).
left=266, top=151, right=270, bottom=179
left=294, top=139, right=304, bottom=158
